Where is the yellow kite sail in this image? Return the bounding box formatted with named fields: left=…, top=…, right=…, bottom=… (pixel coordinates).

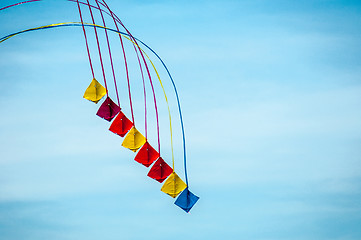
left=161, top=172, right=187, bottom=198
left=121, top=127, right=146, bottom=152
left=83, top=78, right=107, bottom=103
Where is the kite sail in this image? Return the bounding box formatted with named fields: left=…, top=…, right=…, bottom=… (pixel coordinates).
left=0, top=0, right=199, bottom=213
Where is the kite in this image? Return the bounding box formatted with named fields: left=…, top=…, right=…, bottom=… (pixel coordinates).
left=0, top=0, right=199, bottom=212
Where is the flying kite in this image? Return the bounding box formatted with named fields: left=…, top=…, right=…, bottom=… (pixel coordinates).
left=0, top=0, right=199, bottom=213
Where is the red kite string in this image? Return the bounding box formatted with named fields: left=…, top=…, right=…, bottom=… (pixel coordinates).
left=85, top=0, right=109, bottom=97
left=94, top=0, right=120, bottom=107
left=75, top=0, right=95, bottom=79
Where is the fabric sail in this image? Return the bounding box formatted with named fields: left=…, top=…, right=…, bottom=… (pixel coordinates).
left=161, top=172, right=187, bottom=198
left=134, top=141, right=160, bottom=167
left=96, top=96, right=121, bottom=122
left=109, top=111, right=133, bottom=137
left=147, top=157, right=172, bottom=183
left=174, top=187, right=199, bottom=213
left=83, top=78, right=107, bottom=103
left=121, top=127, right=146, bottom=152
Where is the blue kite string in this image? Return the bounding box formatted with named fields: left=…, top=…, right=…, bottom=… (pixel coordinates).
left=0, top=23, right=190, bottom=187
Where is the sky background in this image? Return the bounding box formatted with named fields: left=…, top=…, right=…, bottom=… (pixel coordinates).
left=1, top=0, right=361, bottom=239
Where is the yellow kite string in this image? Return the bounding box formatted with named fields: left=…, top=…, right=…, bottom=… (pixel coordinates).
left=0, top=22, right=83, bottom=43
left=0, top=22, right=176, bottom=170
left=130, top=39, right=176, bottom=170
left=110, top=31, right=176, bottom=171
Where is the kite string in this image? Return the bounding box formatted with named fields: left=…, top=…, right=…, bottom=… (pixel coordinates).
left=143, top=43, right=190, bottom=185
left=0, top=22, right=187, bottom=184
left=0, top=16, right=188, bottom=184
left=101, top=30, right=175, bottom=172
left=98, top=0, right=153, bottom=146
left=133, top=44, right=175, bottom=171
left=0, top=0, right=156, bottom=152
left=97, top=1, right=135, bottom=125
left=134, top=46, right=148, bottom=139
left=96, top=0, right=148, bottom=138
left=105, top=11, right=191, bottom=183
left=85, top=0, right=108, bottom=96
left=99, top=0, right=160, bottom=153
left=75, top=0, right=95, bottom=79
left=94, top=0, right=120, bottom=106
left=105, top=14, right=188, bottom=182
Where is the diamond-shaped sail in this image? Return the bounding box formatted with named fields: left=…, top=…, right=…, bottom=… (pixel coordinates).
left=83, top=78, right=107, bottom=103
left=161, top=172, right=187, bottom=198
left=147, top=157, right=172, bottom=183
left=174, top=188, right=199, bottom=213
left=109, top=111, right=133, bottom=137
left=121, top=127, right=146, bottom=152
left=96, top=97, right=121, bottom=122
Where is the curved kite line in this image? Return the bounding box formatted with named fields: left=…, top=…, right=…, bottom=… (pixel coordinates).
left=0, top=0, right=199, bottom=213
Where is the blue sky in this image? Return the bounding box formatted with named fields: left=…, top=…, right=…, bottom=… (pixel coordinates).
left=1, top=0, right=361, bottom=239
